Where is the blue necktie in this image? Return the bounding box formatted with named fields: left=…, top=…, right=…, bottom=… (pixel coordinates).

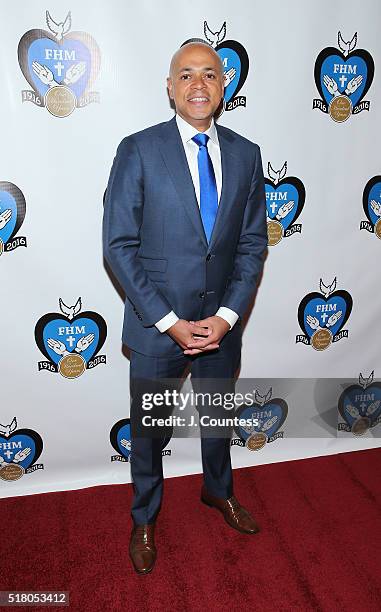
left=192, top=133, right=218, bottom=243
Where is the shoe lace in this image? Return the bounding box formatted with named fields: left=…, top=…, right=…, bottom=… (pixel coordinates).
left=227, top=496, right=241, bottom=513
left=133, top=525, right=155, bottom=550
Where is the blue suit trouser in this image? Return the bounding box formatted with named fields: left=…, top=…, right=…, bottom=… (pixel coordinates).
left=129, top=324, right=242, bottom=525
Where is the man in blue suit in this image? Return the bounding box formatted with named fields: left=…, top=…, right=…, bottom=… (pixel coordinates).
left=103, top=41, right=267, bottom=574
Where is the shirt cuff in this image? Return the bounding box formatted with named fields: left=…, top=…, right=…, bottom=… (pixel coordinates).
left=155, top=310, right=179, bottom=333
left=215, top=307, right=239, bottom=330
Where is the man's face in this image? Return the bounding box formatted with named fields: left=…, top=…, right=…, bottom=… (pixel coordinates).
left=167, top=44, right=224, bottom=129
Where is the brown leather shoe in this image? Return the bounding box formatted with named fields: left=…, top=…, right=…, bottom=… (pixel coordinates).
left=129, top=523, right=157, bottom=574
left=201, top=485, right=260, bottom=534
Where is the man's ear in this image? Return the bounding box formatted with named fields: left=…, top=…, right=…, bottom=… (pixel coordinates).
left=167, top=77, right=174, bottom=99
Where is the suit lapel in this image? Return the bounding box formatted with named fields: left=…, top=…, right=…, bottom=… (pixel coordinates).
left=158, top=117, right=208, bottom=248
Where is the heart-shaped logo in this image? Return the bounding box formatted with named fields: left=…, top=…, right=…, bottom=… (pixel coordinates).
left=313, top=32, right=374, bottom=121
left=35, top=298, right=107, bottom=378
left=265, top=162, right=305, bottom=245
left=110, top=418, right=132, bottom=461
left=233, top=391, right=288, bottom=451
left=338, top=373, right=381, bottom=435
left=18, top=12, right=100, bottom=116
left=196, top=20, right=249, bottom=113
left=216, top=40, right=249, bottom=110
left=360, top=175, right=381, bottom=239
left=297, top=279, right=353, bottom=350
left=110, top=418, right=172, bottom=462
left=0, top=182, right=27, bottom=255
left=0, top=418, right=43, bottom=481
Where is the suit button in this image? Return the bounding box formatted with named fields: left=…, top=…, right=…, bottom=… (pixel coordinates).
left=199, top=292, right=205, bottom=299
left=138, top=315, right=143, bottom=321
left=206, top=254, right=211, bottom=261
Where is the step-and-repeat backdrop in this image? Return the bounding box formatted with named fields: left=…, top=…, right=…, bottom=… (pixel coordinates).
left=1, top=0, right=380, bottom=498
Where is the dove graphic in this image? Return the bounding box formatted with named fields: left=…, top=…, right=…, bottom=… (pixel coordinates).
left=268, top=162, right=287, bottom=186
left=46, top=10, right=72, bottom=41
left=359, top=371, right=374, bottom=390
left=59, top=297, right=82, bottom=320
left=337, top=31, right=357, bottom=57
left=254, top=388, right=272, bottom=407
left=0, top=417, right=17, bottom=437
left=203, top=21, right=226, bottom=47
left=319, top=278, right=337, bottom=298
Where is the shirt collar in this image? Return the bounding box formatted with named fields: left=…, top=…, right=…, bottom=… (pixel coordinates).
left=175, top=113, right=219, bottom=146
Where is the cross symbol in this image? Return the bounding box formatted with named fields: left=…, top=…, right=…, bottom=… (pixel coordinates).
left=270, top=202, right=277, bottom=214
left=54, top=61, right=65, bottom=77
left=339, top=74, right=347, bottom=89
left=66, top=335, right=76, bottom=348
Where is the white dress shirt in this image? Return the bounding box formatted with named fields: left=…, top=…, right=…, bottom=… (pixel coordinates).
left=155, top=113, right=239, bottom=333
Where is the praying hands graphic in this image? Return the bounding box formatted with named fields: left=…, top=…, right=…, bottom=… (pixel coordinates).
left=0, top=208, right=12, bottom=230
left=241, top=415, right=278, bottom=436
left=0, top=447, right=31, bottom=466
left=275, top=200, right=295, bottom=221
left=370, top=200, right=381, bottom=217
left=306, top=311, right=343, bottom=331
left=32, top=61, right=86, bottom=87
left=47, top=333, right=95, bottom=356
left=323, top=74, right=363, bottom=97
left=120, top=439, right=132, bottom=452
left=346, top=400, right=380, bottom=419
left=224, top=67, right=236, bottom=87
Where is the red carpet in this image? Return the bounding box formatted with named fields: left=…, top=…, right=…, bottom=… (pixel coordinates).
left=1, top=448, right=381, bottom=611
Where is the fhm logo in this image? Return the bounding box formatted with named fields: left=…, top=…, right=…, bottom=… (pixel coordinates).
left=265, top=162, right=305, bottom=246
left=110, top=418, right=132, bottom=462
left=338, top=372, right=381, bottom=436
left=232, top=389, right=288, bottom=451
left=35, top=297, right=107, bottom=378
left=201, top=21, right=249, bottom=112
left=18, top=11, right=101, bottom=117
left=110, top=418, right=172, bottom=462
left=360, top=176, right=381, bottom=240
left=313, top=31, right=374, bottom=122
left=0, top=182, right=27, bottom=256
left=0, top=417, right=44, bottom=482
left=296, top=278, right=353, bottom=350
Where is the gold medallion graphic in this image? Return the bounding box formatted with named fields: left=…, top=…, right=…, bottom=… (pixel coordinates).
left=0, top=463, right=24, bottom=481
left=246, top=432, right=267, bottom=451
left=58, top=354, right=86, bottom=379
left=311, top=328, right=333, bottom=351
left=267, top=220, right=283, bottom=246
left=351, top=417, right=371, bottom=436
left=45, top=86, right=76, bottom=118
left=329, top=95, right=352, bottom=122
left=374, top=218, right=381, bottom=240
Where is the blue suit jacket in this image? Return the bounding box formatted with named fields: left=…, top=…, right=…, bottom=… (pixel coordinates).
left=103, top=116, right=268, bottom=357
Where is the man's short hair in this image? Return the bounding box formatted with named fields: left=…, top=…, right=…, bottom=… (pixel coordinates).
left=180, top=38, right=212, bottom=48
